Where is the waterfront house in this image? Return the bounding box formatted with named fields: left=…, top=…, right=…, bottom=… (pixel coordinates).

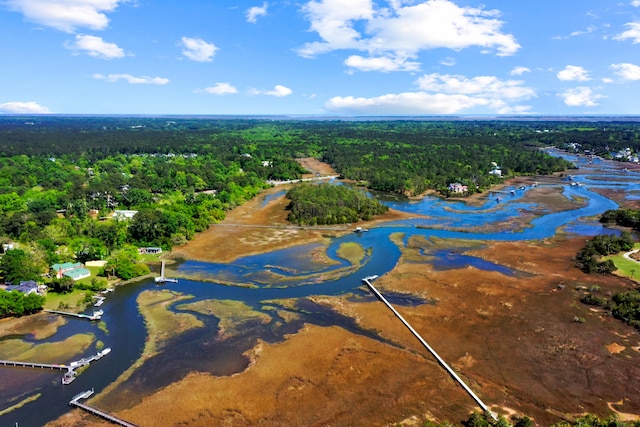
left=139, top=247, right=162, bottom=255
left=4, top=280, right=42, bottom=295
left=448, top=183, right=468, bottom=194
left=51, top=262, right=91, bottom=281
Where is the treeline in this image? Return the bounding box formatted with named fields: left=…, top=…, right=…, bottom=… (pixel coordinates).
left=525, top=121, right=640, bottom=157
left=286, top=183, right=388, bottom=226
left=600, top=208, right=640, bottom=229
left=582, top=289, right=640, bottom=330
left=455, top=411, right=640, bottom=427
left=575, top=233, right=634, bottom=274
left=0, top=117, right=580, bottom=284
left=0, top=117, right=575, bottom=197
left=0, top=289, right=44, bottom=317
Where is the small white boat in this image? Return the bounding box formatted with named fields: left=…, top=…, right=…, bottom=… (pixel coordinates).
left=62, top=370, right=77, bottom=385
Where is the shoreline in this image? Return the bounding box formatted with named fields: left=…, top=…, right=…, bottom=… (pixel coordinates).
left=24, top=158, right=640, bottom=425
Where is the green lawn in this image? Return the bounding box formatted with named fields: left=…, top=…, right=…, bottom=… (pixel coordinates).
left=43, top=289, right=91, bottom=310
left=604, top=243, right=640, bottom=281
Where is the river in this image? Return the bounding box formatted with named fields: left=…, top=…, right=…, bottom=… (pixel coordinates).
left=0, top=149, right=637, bottom=426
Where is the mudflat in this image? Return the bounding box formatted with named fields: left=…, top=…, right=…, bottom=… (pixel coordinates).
left=49, top=173, right=640, bottom=426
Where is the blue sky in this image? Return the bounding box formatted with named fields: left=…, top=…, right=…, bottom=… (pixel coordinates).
left=1, top=0, right=640, bottom=116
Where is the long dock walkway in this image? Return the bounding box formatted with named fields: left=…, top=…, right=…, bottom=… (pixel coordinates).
left=45, top=309, right=103, bottom=320
left=0, top=348, right=111, bottom=384
left=362, top=276, right=498, bottom=421
left=70, top=389, right=138, bottom=427
left=0, top=360, right=68, bottom=370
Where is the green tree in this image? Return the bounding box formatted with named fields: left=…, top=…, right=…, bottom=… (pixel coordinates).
left=0, top=249, right=40, bottom=284
left=48, top=276, right=74, bottom=294
left=104, top=245, right=150, bottom=280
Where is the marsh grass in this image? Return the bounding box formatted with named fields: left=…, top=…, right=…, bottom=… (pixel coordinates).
left=0, top=333, right=94, bottom=362
left=0, top=393, right=41, bottom=416
left=178, top=299, right=272, bottom=337
left=336, top=242, right=366, bottom=264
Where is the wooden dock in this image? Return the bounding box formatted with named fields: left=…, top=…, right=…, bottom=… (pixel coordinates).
left=0, top=348, right=111, bottom=384
left=0, top=360, right=68, bottom=370
left=70, top=389, right=138, bottom=427
left=45, top=309, right=103, bottom=320
left=155, top=260, right=178, bottom=283
left=362, top=275, right=498, bottom=421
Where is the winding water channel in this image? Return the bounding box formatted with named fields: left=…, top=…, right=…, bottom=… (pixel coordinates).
left=0, top=149, right=637, bottom=426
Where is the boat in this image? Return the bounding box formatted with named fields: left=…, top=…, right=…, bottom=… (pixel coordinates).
left=62, top=370, right=77, bottom=385
left=96, top=347, right=111, bottom=359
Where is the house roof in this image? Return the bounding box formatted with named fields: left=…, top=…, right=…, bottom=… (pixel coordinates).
left=5, top=280, right=39, bottom=293
left=63, top=268, right=91, bottom=280
left=52, top=262, right=83, bottom=271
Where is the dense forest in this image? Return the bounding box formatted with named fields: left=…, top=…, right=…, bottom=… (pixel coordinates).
left=286, top=183, right=388, bottom=225
left=0, top=116, right=631, bottom=287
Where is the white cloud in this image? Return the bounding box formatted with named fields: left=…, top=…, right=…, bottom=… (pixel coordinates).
left=5, top=0, right=126, bottom=33
left=250, top=85, right=292, bottom=97
left=326, top=92, right=491, bottom=114
left=416, top=73, right=536, bottom=99
left=181, top=37, right=218, bottom=62
left=249, top=85, right=293, bottom=98
left=615, top=22, right=640, bottom=43
left=632, top=1, right=640, bottom=7
left=64, top=34, right=125, bottom=59
left=510, top=66, right=530, bottom=76
left=557, top=65, right=590, bottom=81
left=344, top=54, right=419, bottom=72
left=560, top=87, right=603, bottom=107
left=611, top=63, right=640, bottom=80
left=440, top=57, right=456, bottom=67
left=297, top=0, right=374, bottom=57
left=326, top=72, right=535, bottom=114
left=247, top=2, right=268, bottom=23
left=298, top=0, right=519, bottom=70
left=93, top=73, right=169, bottom=85
left=204, top=83, right=238, bottom=95
left=0, top=101, right=50, bottom=114
left=553, top=25, right=597, bottom=40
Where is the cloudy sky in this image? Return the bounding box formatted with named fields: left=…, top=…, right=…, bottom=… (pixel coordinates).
left=1, top=0, right=640, bottom=116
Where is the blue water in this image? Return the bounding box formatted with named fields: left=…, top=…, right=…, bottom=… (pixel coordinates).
left=428, top=249, right=519, bottom=276
left=2, top=148, right=636, bottom=426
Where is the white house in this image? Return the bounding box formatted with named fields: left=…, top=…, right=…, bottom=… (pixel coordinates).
left=448, top=183, right=468, bottom=193
left=113, top=210, right=138, bottom=220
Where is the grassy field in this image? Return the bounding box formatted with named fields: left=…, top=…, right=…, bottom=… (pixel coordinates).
left=43, top=289, right=91, bottom=310
left=605, top=243, right=640, bottom=281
